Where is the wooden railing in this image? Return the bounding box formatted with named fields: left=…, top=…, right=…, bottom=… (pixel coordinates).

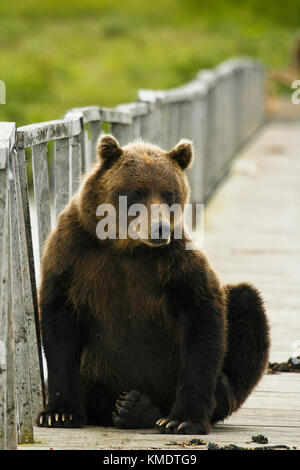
left=0, top=58, right=265, bottom=448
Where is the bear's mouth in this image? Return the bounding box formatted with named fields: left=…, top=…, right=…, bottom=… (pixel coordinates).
left=142, top=221, right=171, bottom=247
left=142, top=237, right=171, bottom=248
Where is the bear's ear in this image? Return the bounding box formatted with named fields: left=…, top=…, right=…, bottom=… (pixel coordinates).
left=168, top=139, right=194, bottom=170
left=97, top=134, right=123, bottom=163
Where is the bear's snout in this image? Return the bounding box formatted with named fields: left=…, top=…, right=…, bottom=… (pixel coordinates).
left=150, top=221, right=171, bottom=246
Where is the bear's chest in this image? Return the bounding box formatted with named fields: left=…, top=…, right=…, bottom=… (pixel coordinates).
left=70, top=250, right=174, bottom=327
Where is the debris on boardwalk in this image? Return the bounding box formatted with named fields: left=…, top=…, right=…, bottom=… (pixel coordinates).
left=268, top=358, right=300, bottom=373
left=207, top=442, right=291, bottom=451
left=167, top=435, right=294, bottom=451
left=251, top=434, right=269, bottom=444
left=167, top=438, right=207, bottom=448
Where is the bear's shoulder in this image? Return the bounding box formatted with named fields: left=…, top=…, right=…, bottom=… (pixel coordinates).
left=41, top=197, right=98, bottom=276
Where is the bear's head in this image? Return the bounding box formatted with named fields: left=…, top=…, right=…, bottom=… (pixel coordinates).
left=77, top=134, right=194, bottom=250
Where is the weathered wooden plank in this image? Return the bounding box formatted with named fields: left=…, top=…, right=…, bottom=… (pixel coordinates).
left=0, top=127, right=15, bottom=220
left=177, top=100, right=195, bottom=199
left=175, top=79, right=208, bottom=203
left=249, top=63, right=265, bottom=135
left=111, top=122, right=134, bottom=147
left=243, top=394, right=300, bottom=410
left=67, top=106, right=101, bottom=124
left=31, top=143, right=52, bottom=260
left=100, top=107, right=133, bottom=125
left=142, top=104, right=164, bottom=147
left=68, top=105, right=134, bottom=125
left=114, top=102, right=149, bottom=118
left=158, top=103, right=171, bottom=149
left=138, top=86, right=198, bottom=105
left=0, top=170, right=8, bottom=305
left=254, top=63, right=265, bottom=130
left=0, top=179, right=8, bottom=450
left=241, top=61, right=264, bottom=142
left=9, top=150, right=34, bottom=444
left=256, top=374, right=300, bottom=393
left=231, top=62, right=247, bottom=152
left=64, top=111, right=87, bottom=172
left=89, top=121, right=101, bottom=166
left=190, top=94, right=208, bottom=203
left=16, top=148, right=45, bottom=416
left=5, top=299, right=17, bottom=449
left=196, top=70, right=218, bottom=200
left=166, top=102, right=181, bottom=149
left=17, top=116, right=82, bottom=149
left=110, top=102, right=150, bottom=147
left=132, top=115, right=143, bottom=141
left=214, top=65, right=235, bottom=177
left=80, top=127, right=88, bottom=173
left=54, top=137, right=70, bottom=220
left=4, top=199, right=17, bottom=450
left=70, top=134, right=82, bottom=195
left=0, top=123, right=17, bottom=449
left=227, top=407, right=300, bottom=428
left=0, top=123, right=15, bottom=169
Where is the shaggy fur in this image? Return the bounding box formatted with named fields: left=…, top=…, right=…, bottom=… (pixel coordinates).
left=36, top=135, right=270, bottom=434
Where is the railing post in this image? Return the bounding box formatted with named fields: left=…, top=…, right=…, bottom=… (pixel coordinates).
left=9, top=147, right=35, bottom=444
left=137, top=90, right=166, bottom=148
left=2, top=120, right=48, bottom=446
left=0, top=145, right=9, bottom=449
left=196, top=70, right=218, bottom=200
left=15, top=144, right=46, bottom=414
left=179, top=80, right=208, bottom=204
left=0, top=122, right=18, bottom=449
left=66, top=107, right=100, bottom=171
left=110, top=103, right=149, bottom=146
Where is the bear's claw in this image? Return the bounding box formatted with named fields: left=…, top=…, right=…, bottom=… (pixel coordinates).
left=36, top=410, right=85, bottom=428
left=156, top=417, right=210, bottom=435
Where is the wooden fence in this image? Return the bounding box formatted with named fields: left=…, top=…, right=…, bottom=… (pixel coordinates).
left=0, top=58, right=265, bottom=449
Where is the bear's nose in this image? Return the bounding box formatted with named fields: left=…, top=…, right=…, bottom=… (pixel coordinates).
left=150, top=221, right=171, bottom=244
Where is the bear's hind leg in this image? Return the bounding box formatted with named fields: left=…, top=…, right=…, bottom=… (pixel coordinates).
left=112, top=391, right=161, bottom=429
left=85, top=384, right=116, bottom=426
left=211, top=283, right=270, bottom=424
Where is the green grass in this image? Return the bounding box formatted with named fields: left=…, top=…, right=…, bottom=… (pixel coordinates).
left=1, top=0, right=300, bottom=125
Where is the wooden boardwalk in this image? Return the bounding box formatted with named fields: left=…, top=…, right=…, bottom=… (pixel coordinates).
left=20, top=121, right=300, bottom=450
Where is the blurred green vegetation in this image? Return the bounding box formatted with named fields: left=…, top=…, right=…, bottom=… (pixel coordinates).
left=1, top=0, right=300, bottom=125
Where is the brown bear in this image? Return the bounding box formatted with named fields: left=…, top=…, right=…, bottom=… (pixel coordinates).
left=36, top=135, right=270, bottom=434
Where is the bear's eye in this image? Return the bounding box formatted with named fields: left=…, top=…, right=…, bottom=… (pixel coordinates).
left=164, top=190, right=175, bottom=203
left=131, top=188, right=146, bottom=201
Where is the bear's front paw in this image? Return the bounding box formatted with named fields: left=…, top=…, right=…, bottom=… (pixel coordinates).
left=156, top=417, right=210, bottom=435
left=36, top=410, right=85, bottom=428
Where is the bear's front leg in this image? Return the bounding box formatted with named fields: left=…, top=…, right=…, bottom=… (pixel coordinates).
left=158, top=254, right=227, bottom=435
left=36, top=273, right=86, bottom=428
